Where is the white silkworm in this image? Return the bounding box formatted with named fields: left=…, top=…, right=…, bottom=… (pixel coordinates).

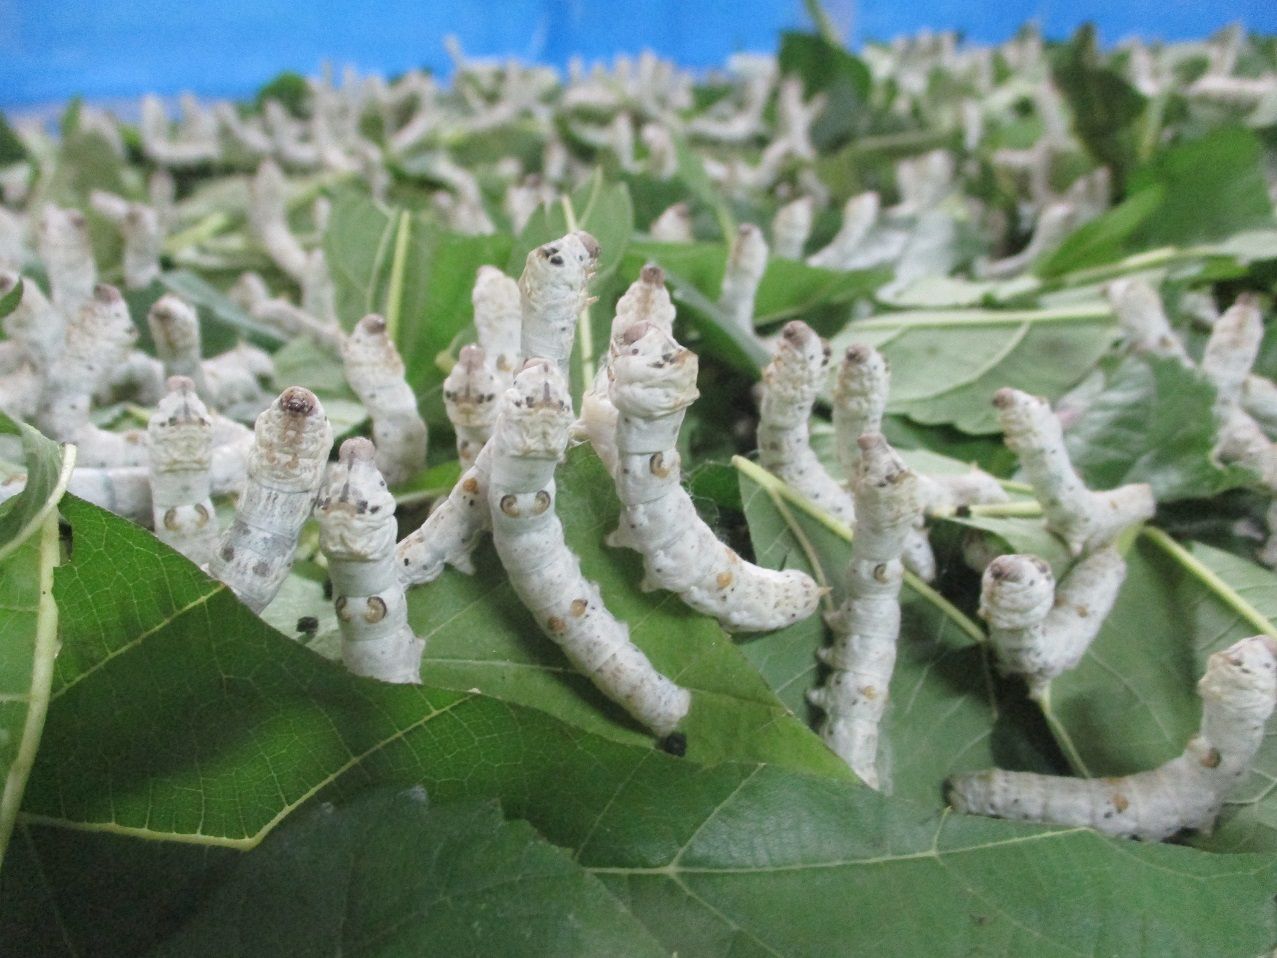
left=995, top=388, right=1155, bottom=556
left=232, top=271, right=344, bottom=354
left=915, top=471, right=1010, bottom=514
left=757, top=321, right=852, bottom=522
left=807, top=433, right=921, bottom=789
left=981, top=548, right=1126, bottom=696
left=207, top=387, right=333, bottom=613
left=808, top=193, right=880, bottom=270
left=471, top=265, right=523, bottom=383
left=832, top=343, right=889, bottom=483
left=341, top=315, right=428, bottom=486
left=1107, top=279, right=1192, bottom=364
left=37, top=206, right=96, bottom=312
left=442, top=344, right=501, bottom=469
left=772, top=196, right=814, bottom=260
left=0, top=269, right=61, bottom=376
left=717, top=224, right=768, bottom=337
left=248, top=161, right=309, bottom=282
left=147, top=294, right=209, bottom=394
left=39, top=285, right=149, bottom=468
left=148, top=377, right=217, bottom=565
left=609, top=321, right=821, bottom=632
left=649, top=203, right=693, bottom=243
left=948, top=635, right=1277, bottom=841
left=578, top=264, right=677, bottom=475
left=1202, top=295, right=1263, bottom=408
left=518, top=230, right=600, bottom=378
left=489, top=360, right=691, bottom=740
left=394, top=444, right=491, bottom=586
left=317, top=437, right=424, bottom=684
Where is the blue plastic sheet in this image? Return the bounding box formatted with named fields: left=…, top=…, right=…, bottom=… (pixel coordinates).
left=1, top=0, right=1275, bottom=107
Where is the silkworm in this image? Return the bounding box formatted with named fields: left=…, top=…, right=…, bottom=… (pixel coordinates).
left=442, top=344, right=501, bottom=469
left=37, top=206, right=96, bottom=313
left=148, top=377, right=217, bottom=565
left=717, top=223, right=768, bottom=337
left=948, top=635, right=1277, bottom=841
left=650, top=203, right=693, bottom=243
left=248, top=160, right=309, bottom=282
left=980, top=548, right=1126, bottom=696
left=395, top=443, right=492, bottom=587
left=207, top=387, right=333, bottom=613
left=807, top=433, right=921, bottom=789
left=471, top=265, right=523, bottom=383
left=772, top=196, right=814, bottom=260
left=342, top=315, right=428, bottom=485
left=994, top=388, right=1155, bottom=556
left=518, top=230, right=600, bottom=378
left=489, top=359, right=690, bottom=738
left=609, top=321, right=821, bottom=632
left=317, top=437, right=424, bottom=684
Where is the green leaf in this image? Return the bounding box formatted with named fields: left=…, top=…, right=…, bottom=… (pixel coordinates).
left=150, top=790, right=666, bottom=957
left=411, top=446, right=846, bottom=777
left=1050, top=24, right=1148, bottom=192
left=254, top=71, right=310, bottom=116
left=0, top=112, right=27, bottom=166
left=1045, top=532, right=1277, bottom=853
left=0, top=415, right=71, bottom=867
left=324, top=188, right=513, bottom=403
left=0, top=277, right=22, bottom=321
left=1065, top=354, right=1257, bottom=500
left=832, top=304, right=1117, bottom=434
left=778, top=32, right=872, bottom=150
left=1036, top=185, right=1164, bottom=279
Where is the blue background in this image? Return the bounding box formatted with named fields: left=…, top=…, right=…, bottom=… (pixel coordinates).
left=2, top=0, right=1275, bottom=108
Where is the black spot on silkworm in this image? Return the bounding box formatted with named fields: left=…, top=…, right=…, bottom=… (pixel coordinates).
left=296, top=616, right=318, bottom=634
left=221, top=544, right=235, bottom=561
left=323, top=578, right=334, bottom=599
left=549, top=254, right=564, bottom=266
left=660, top=732, right=688, bottom=757
left=955, top=505, right=971, bottom=518
left=253, top=560, right=270, bottom=577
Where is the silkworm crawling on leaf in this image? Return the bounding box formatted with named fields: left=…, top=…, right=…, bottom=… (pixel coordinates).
left=148, top=377, right=217, bottom=565
left=1107, top=279, right=1192, bottom=364
left=609, top=321, right=821, bottom=632
left=980, top=548, right=1126, bottom=696
left=649, top=203, right=693, bottom=243
left=442, top=344, right=500, bottom=469
left=518, top=230, right=600, bottom=378
left=471, top=265, right=523, bottom=383
left=577, top=264, right=676, bottom=475
left=771, top=196, right=814, bottom=260
left=89, top=191, right=162, bottom=290
left=717, top=223, right=768, bottom=337
left=317, top=437, right=424, bottom=684
left=342, top=315, right=428, bottom=485
left=757, top=320, right=851, bottom=522
left=995, top=388, right=1155, bottom=556
left=395, top=444, right=492, bottom=587
left=207, top=387, right=334, bottom=613
left=947, top=635, right=1277, bottom=841
left=807, top=433, right=921, bottom=789
left=489, top=359, right=691, bottom=740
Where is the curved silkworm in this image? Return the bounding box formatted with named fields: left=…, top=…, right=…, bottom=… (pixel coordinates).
left=317, top=437, right=424, bottom=684
left=717, top=223, right=768, bottom=337
left=342, top=315, right=428, bottom=485
left=807, top=433, right=921, bottom=789
left=995, top=388, right=1155, bottom=555
left=489, top=360, right=690, bottom=739
left=948, top=636, right=1277, bottom=841
left=980, top=548, right=1126, bottom=696
left=609, top=321, right=821, bottom=632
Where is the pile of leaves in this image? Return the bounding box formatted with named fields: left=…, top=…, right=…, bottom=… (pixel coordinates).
left=2, top=20, right=1277, bottom=957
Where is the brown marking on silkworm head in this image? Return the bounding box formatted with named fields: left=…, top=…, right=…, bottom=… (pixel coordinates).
left=340, top=437, right=376, bottom=464
left=278, top=387, right=316, bottom=417
left=358, top=314, right=387, bottom=336
left=640, top=263, right=665, bottom=286
left=575, top=230, right=601, bottom=261
left=992, top=388, right=1016, bottom=409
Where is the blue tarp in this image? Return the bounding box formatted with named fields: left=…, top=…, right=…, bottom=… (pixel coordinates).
left=2, top=0, right=1275, bottom=108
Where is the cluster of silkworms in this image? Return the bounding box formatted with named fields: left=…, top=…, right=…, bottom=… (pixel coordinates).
left=1, top=25, right=1275, bottom=839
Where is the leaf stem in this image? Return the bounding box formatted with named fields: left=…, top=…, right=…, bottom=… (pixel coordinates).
left=802, top=0, right=843, bottom=45
left=1033, top=685, right=1093, bottom=778
left=1141, top=527, right=1277, bottom=640
left=560, top=195, right=596, bottom=391
left=383, top=210, right=412, bottom=342
left=732, top=455, right=986, bottom=644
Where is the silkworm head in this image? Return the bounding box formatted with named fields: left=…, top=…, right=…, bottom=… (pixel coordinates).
left=149, top=376, right=213, bottom=471
left=443, top=344, right=501, bottom=428
left=766, top=320, right=829, bottom=402
left=147, top=294, right=200, bottom=354
left=342, top=314, right=406, bottom=380
left=834, top=343, right=890, bottom=402
left=979, top=554, right=1054, bottom=627
left=610, top=321, right=699, bottom=418
left=1198, top=636, right=1277, bottom=718
left=612, top=263, right=676, bottom=337
left=250, top=387, right=333, bottom=486
left=496, top=359, right=574, bottom=458
left=316, top=437, right=397, bottom=559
